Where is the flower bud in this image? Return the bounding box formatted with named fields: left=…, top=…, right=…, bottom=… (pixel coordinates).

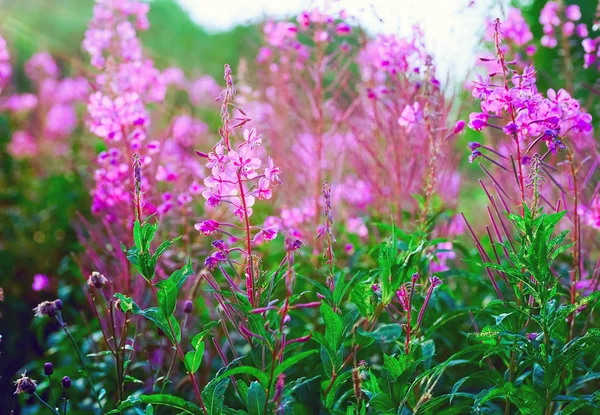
left=87, top=271, right=108, bottom=289
left=183, top=300, right=193, bottom=314
left=44, top=362, right=53, bottom=376
left=61, top=376, right=71, bottom=389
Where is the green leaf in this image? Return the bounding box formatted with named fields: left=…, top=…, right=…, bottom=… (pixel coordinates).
left=185, top=341, right=205, bottom=375
left=357, top=324, right=402, bottom=344
left=184, top=322, right=219, bottom=374
left=153, top=236, right=181, bottom=260
left=274, top=350, right=317, bottom=378
left=170, top=258, right=195, bottom=290
left=108, top=394, right=204, bottom=415
left=113, top=298, right=180, bottom=345
left=202, top=375, right=229, bottom=415
left=142, top=221, right=159, bottom=252
left=217, top=366, right=269, bottom=387
left=114, top=293, right=142, bottom=314
left=156, top=278, right=178, bottom=318
left=321, top=303, right=343, bottom=351
left=133, top=220, right=143, bottom=251
left=247, top=381, right=266, bottom=415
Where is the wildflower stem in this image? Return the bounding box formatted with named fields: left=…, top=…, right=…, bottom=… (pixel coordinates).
left=57, top=317, right=105, bottom=414
left=62, top=390, right=69, bottom=415
left=149, top=284, right=208, bottom=414
left=236, top=171, right=256, bottom=307
left=33, top=392, right=59, bottom=415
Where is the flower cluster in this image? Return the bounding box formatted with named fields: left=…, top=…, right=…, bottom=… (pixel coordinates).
left=196, top=65, right=281, bottom=286
left=539, top=2, right=585, bottom=48
left=2, top=50, right=88, bottom=160
left=468, top=66, right=592, bottom=151
left=0, top=34, right=11, bottom=94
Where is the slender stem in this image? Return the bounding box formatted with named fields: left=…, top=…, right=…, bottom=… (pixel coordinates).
left=33, top=392, right=60, bottom=415
left=63, top=392, right=69, bottom=415
left=236, top=171, right=255, bottom=307
left=48, top=375, right=56, bottom=408
left=57, top=317, right=105, bottom=413
left=149, top=285, right=208, bottom=415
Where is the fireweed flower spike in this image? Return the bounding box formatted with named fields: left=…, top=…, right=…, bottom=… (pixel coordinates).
left=197, top=64, right=281, bottom=307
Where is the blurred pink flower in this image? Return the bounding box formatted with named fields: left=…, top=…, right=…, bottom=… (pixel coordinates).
left=32, top=274, right=50, bottom=291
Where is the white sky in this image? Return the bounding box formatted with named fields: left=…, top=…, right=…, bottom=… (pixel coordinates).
left=177, top=0, right=503, bottom=83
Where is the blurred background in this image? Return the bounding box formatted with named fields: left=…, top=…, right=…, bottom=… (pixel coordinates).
left=0, top=0, right=596, bottom=411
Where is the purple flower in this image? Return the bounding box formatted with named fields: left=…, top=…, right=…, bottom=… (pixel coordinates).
left=469, top=150, right=482, bottom=163
left=467, top=142, right=481, bottom=151
left=453, top=120, right=466, bottom=134
left=336, top=23, right=352, bottom=36
left=204, top=251, right=225, bottom=270
left=195, top=219, right=220, bottom=236
left=503, top=122, right=518, bottom=135
left=468, top=112, right=488, bottom=131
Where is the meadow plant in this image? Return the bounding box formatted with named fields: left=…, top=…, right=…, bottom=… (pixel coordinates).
left=6, top=2, right=600, bottom=415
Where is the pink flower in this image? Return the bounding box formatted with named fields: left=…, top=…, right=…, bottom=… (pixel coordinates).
left=32, top=274, right=50, bottom=292
left=576, top=24, right=588, bottom=38
left=562, top=22, right=575, bottom=37
left=4, top=93, right=38, bottom=112
left=565, top=5, right=581, bottom=22
left=541, top=35, right=558, bottom=48
left=7, top=131, right=38, bottom=158
left=539, top=2, right=560, bottom=27
left=256, top=47, right=272, bottom=64
left=228, top=147, right=261, bottom=177
left=0, top=34, right=11, bottom=93
left=45, top=104, right=77, bottom=138
left=243, top=128, right=262, bottom=148
left=582, top=38, right=596, bottom=54
left=25, top=52, right=59, bottom=82
left=398, top=102, right=422, bottom=131
left=264, top=157, right=282, bottom=185
left=347, top=217, right=368, bottom=237
left=147, top=140, right=160, bottom=154
left=257, top=177, right=272, bottom=200
left=468, top=112, right=488, bottom=131
left=336, top=23, right=351, bottom=36
left=195, top=219, right=220, bottom=236
left=254, top=226, right=278, bottom=243
left=453, top=120, right=466, bottom=134
left=206, top=145, right=227, bottom=170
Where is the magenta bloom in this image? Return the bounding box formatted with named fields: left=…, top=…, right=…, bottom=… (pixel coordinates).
left=397, top=102, right=422, bottom=131
left=195, top=219, right=220, bottom=236
left=565, top=5, right=581, bottom=22
left=336, top=23, right=351, bottom=36
left=453, top=120, right=466, bottom=134
left=468, top=112, right=488, bottom=131
left=0, top=34, right=11, bottom=94
left=32, top=274, right=50, bottom=292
